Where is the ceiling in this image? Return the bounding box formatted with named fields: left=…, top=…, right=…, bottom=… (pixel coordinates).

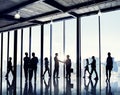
left=0, top=0, right=120, bottom=32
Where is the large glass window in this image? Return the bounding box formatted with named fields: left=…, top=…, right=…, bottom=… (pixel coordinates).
left=0, top=33, right=1, bottom=92
left=43, top=23, right=50, bottom=76
left=101, top=10, right=120, bottom=93
left=9, top=31, right=14, bottom=60
left=22, top=28, right=29, bottom=86
left=65, top=18, right=77, bottom=94
left=2, top=32, right=8, bottom=95
left=81, top=15, right=99, bottom=94
left=16, top=29, right=21, bottom=95
left=31, top=25, right=41, bottom=93
left=52, top=21, right=64, bottom=94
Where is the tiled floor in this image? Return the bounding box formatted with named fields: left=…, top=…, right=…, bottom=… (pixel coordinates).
left=1, top=72, right=120, bottom=95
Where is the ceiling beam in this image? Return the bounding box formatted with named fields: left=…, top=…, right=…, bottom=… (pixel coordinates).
left=44, top=0, right=68, bottom=12
left=0, top=23, right=37, bottom=33
left=78, top=5, right=120, bottom=17
left=67, top=0, right=109, bottom=11
left=44, top=0, right=79, bottom=17
left=26, top=10, right=60, bottom=20
left=0, top=0, right=40, bottom=15
left=42, top=16, right=74, bottom=24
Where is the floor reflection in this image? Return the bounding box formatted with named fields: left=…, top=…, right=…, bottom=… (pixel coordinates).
left=106, top=81, right=113, bottom=95
left=2, top=74, right=120, bottom=95
left=6, top=78, right=15, bottom=95
left=53, top=78, right=59, bottom=95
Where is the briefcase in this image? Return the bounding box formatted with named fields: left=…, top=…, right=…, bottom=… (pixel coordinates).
left=70, top=68, right=73, bottom=73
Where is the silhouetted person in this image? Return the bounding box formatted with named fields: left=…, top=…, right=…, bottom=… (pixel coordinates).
left=42, top=57, right=50, bottom=78
left=65, top=55, right=72, bottom=78
left=89, top=56, right=98, bottom=80
left=44, top=78, right=50, bottom=95
left=30, top=52, right=38, bottom=83
left=106, top=81, right=113, bottom=95
left=83, top=59, right=90, bottom=78
left=23, top=52, right=30, bottom=82
left=106, top=52, right=113, bottom=82
left=5, top=57, right=14, bottom=78
left=53, top=53, right=60, bottom=78
left=6, top=78, right=15, bottom=95
left=53, top=78, right=59, bottom=95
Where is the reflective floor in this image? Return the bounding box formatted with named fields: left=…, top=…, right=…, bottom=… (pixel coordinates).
left=1, top=72, right=120, bottom=95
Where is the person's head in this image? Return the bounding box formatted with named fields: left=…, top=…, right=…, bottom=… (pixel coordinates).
left=86, top=58, right=88, bottom=62
left=9, top=57, right=12, bottom=61
left=45, top=57, right=48, bottom=61
left=25, top=52, right=28, bottom=56
left=55, top=53, right=58, bottom=56
left=32, top=52, right=35, bottom=57
left=108, top=52, right=111, bottom=56
left=92, top=56, right=95, bottom=59
left=67, top=55, right=70, bottom=59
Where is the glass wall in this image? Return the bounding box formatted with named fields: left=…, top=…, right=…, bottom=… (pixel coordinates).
left=2, top=32, right=8, bottom=95
left=52, top=21, right=64, bottom=94
left=22, top=28, right=29, bottom=86
left=43, top=23, right=50, bottom=95
left=17, top=29, right=21, bottom=95
left=0, top=33, right=1, bottom=93
left=101, top=10, right=120, bottom=93
left=31, top=25, right=41, bottom=94
left=65, top=19, right=77, bottom=94
left=43, top=23, right=50, bottom=76
left=81, top=15, right=99, bottom=94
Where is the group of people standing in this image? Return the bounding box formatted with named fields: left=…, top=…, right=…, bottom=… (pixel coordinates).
left=5, top=52, right=38, bottom=83
left=23, top=52, right=38, bottom=82
left=83, top=52, right=113, bottom=82
left=42, top=53, right=72, bottom=79
left=5, top=51, right=113, bottom=83
left=5, top=52, right=72, bottom=82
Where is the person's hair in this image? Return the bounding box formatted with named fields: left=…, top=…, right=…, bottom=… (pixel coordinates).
left=9, top=57, right=12, bottom=60
left=32, top=52, right=35, bottom=56
left=45, top=57, right=48, bottom=60
left=92, top=56, right=95, bottom=59
left=108, top=52, right=111, bottom=56
left=25, top=52, right=28, bottom=55
left=55, top=53, right=58, bottom=56
left=67, top=55, right=69, bottom=58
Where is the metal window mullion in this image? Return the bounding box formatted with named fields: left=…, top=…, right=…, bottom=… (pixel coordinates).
left=20, top=29, right=23, bottom=94
left=0, top=33, right=3, bottom=95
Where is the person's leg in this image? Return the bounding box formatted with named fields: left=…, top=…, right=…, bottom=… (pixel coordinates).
left=87, top=69, right=90, bottom=75
left=48, top=68, right=51, bottom=77
left=109, top=69, right=111, bottom=81
left=68, top=68, right=71, bottom=78
left=83, top=69, right=86, bottom=78
left=53, top=68, right=56, bottom=78
left=29, top=69, right=33, bottom=82
left=89, top=69, right=93, bottom=78
left=94, top=69, right=98, bottom=79
left=24, top=68, right=28, bottom=81
left=43, top=69, right=47, bottom=76
left=56, top=67, right=59, bottom=78
left=106, top=67, right=108, bottom=81
left=66, top=68, right=68, bottom=78
left=5, top=69, right=10, bottom=77
left=34, top=68, right=37, bottom=82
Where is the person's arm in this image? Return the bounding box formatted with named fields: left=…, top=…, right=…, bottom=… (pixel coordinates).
left=59, top=60, right=65, bottom=63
